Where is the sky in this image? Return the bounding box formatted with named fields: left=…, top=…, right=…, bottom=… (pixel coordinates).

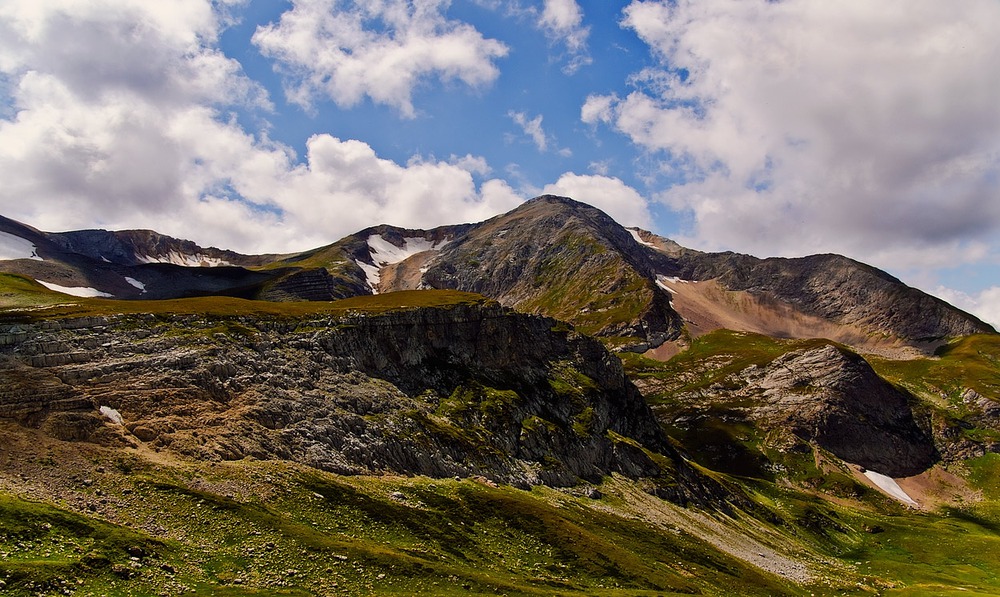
left=0, top=0, right=999, bottom=326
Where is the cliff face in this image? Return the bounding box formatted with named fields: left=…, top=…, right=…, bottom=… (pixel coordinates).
left=0, top=302, right=679, bottom=489
left=638, top=338, right=937, bottom=478
left=745, top=345, right=937, bottom=476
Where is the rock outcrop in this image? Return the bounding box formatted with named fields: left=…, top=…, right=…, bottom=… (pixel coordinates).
left=746, top=345, right=937, bottom=476
left=0, top=301, right=694, bottom=492
left=644, top=341, right=937, bottom=478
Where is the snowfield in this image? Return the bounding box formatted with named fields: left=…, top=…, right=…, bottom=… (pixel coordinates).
left=0, top=231, right=43, bottom=261
left=138, top=251, right=231, bottom=267
left=359, top=234, right=449, bottom=293
left=125, top=277, right=146, bottom=293
left=38, top=281, right=113, bottom=298
left=864, top=470, right=919, bottom=507
left=627, top=228, right=655, bottom=247
left=655, top=274, right=691, bottom=294
left=99, top=406, right=123, bottom=425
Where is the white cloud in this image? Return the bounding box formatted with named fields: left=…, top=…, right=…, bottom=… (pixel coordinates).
left=448, top=154, right=492, bottom=176
left=266, top=135, right=522, bottom=244
left=542, top=173, right=652, bottom=228
left=0, top=0, right=523, bottom=254
left=596, top=0, right=1000, bottom=273
left=509, top=110, right=548, bottom=152
left=932, top=286, right=1000, bottom=330
left=588, top=160, right=610, bottom=176
left=581, top=93, right=616, bottom=125
left=538, top=0, right=591, bottom=73
left=252, top=0, right=508, bottom=118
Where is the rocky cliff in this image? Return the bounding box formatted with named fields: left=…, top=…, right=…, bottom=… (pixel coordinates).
left=744, top=344, right=937, bottom=476
left=635, top=336, right=938, bottom=478
left=0, top=298, right=698, bottom=493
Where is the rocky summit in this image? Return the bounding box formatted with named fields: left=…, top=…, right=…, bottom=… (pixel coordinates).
left=1, top=197, right=1000, bottom=596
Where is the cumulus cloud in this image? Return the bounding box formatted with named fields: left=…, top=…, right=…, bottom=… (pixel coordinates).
left=538, top=0, right=591, bottom=73
left=266, top=135, right=522, bottom=244
left=542, top=173, right=652, bottom=227
left=252, top=0, right=508, bottom=118
left=932, top=286, right=1000, bottom=330
left=0, top=0, right=523, bottom=253
left=592, top=0, right=1000, bottom=273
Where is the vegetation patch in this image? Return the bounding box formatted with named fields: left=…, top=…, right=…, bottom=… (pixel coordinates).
left=0, top=275, right=489, bottom=322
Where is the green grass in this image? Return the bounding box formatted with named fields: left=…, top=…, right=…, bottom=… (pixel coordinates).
left=0, top=493, right=167, bottom=596
left=0, top=273, right=489, bottom=322
left=5, top=396, right=1000, bottom=596
left=0, top=457, right=816, bottom=596
left=622, top=329, right=833, bottom=400
left=516, top=231, right=654, bottom=338
left=870, top=334, right=1000, bottom=409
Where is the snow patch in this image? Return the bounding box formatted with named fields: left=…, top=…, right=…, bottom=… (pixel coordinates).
left=358, top=234, right=450, bottom=293
left=357, top=261, right=382, bottom=291
left=0, top=231, right=42, bottom=261
left=138, top=251, right=231, bottom=267
left=864, top=470, right=918, bottom=506
left=38, top=281, right=113, bottom=298
left=627, top=228, right=655, bottom=247
left=655, top=274, right=691, bottom=294
left=124, top=277, right=146, bottom=293
left=99, top=406, right=123, bottom=425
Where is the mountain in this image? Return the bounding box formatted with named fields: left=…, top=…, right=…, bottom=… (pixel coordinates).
left=0, top=215, right=282, bottom=300
left=654, top=242, right=992, bottom=350
left=415, top=197, right=683, bottom=349
left=2, top=196, right=991, bottom=354
left=261, top=195, right=992, bottom=353
left=3, top=199, right=1000, bottom=595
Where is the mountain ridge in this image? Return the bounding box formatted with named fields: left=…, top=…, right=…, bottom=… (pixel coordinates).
left=1, top=196, right=992, bottom=356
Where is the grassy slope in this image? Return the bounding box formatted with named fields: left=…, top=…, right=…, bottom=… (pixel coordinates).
left=0, top=273, right=488, bottom=321
left=869, top=334, right=1000, bottom=417
left=5, top=277, right=1000, bottom=595
left=622, top=330, right=1000, bottom=595
left=0, top=437, right=805, bottom=597
left=515, top=230, right=653, bottom=338
left=5, top=444, right=1000, bottom=597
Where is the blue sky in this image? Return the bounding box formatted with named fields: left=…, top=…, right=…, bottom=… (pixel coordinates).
left=0, top=0, right=999, bottom=325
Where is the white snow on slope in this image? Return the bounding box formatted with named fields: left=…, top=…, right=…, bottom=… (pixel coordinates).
left=124, top=277, right=146, bottom=293
left=627, top=227, right=655, bottom=247
left=359, top=234, right=449, bottom=293
left=38, top=281, right=113, bottom=298
left=0, top=231, right=43, bottom=261
left=864, top=470, right=918, bottom=507
left=655, top=274, right=691, bottom=294
left=138, top=251, right=231, bottom=267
